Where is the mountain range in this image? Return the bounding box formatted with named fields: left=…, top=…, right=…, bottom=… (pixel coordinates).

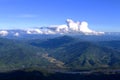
left=0, top=19, right=120, bottom=72
left=0, top=35, right=119, bottom=71
left=29, top=36, right=120, bottom=69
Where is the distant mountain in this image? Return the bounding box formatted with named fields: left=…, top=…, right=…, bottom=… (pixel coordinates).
left=0, top=29, right=120, bottom=42
left=0, top=34, right=120, bottom=71
left=0, top=38, right=64, bottom=71
left=29, top=36, right=76, bottom=49
left=29, top=36, right=120, bottom=70
left=98, top=41, right=120, bottom=51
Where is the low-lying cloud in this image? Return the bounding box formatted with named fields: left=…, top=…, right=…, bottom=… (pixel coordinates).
left=0, top=30, right=8, bottom=36
left=25, top=19, right=104, bottom=35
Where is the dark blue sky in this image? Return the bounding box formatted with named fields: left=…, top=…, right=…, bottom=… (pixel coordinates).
left=0, top=0, right=120, bottom=32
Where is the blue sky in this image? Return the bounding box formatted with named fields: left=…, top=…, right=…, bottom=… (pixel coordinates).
left=0, top=0, right=120, bottom=32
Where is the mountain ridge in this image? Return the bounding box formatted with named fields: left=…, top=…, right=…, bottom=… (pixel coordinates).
left=0, top=36, right=120, bottom=71
left=28, top=36, right=120, bottom=70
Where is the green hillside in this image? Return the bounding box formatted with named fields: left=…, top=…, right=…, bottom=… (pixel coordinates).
left=0, top=36, right=120, bottom=71
left=29, top=36, right=120, bottom=70
left=0, top=38, right=59, bottom=71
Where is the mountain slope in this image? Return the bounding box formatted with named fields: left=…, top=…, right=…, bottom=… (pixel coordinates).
left=29, top=36, right=76, bottom=49
left=30, top=36, right=120, bottom=69
left=98, top=41, right=120, bottom=51
left=0, top=38, right=62, bottom=71
left=49, top=41, right=120, bottom=69
left=0, top=36, right=120, bottom=71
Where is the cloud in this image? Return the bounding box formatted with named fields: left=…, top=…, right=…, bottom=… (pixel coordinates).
left=0, top=30, right=8, bottom=36
left=66, top=19, right=104, bottom=35
left=26, top=29, right=43, bottom=34
left=56, top=25, right=68, bottom=32
left=79, top=21, right=93, bottom=33
left=25, top=19, right=104, bottom=35
left=42, top=29, right=56, bottom=34
left=66, top=19, right=79, bottom=31
left=14, top=32, right=19, bottom=36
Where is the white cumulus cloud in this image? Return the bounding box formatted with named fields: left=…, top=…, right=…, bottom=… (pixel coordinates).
left=26, top=29, right=43, bottom=34
left=14, top=32, right=19, bottom=36
left=56, top=25, right=68, bottom=32
left=25, top=19, right=104, bottom=35
left=79, top=21, right=93, bottom=33
left=66, top=19, right=104, bottom=35
left=66, top=19, right=79, bottom=31
left=0, top=30, right=8, bottom=36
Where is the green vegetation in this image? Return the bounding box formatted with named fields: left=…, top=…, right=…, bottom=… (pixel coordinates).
left=28, top=36, right=120, bottom=70
left=0, top=38, right=58, bottom=71
left=0, top=36, right=120, bottom=71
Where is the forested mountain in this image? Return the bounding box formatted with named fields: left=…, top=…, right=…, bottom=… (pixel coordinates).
left=0, top=38, right=61, bottom=71
left=28, top=36, right=120, bottom=70
left=0, top=35, right=120, bottom=80
left=0, top=35, right=119, bottom=72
